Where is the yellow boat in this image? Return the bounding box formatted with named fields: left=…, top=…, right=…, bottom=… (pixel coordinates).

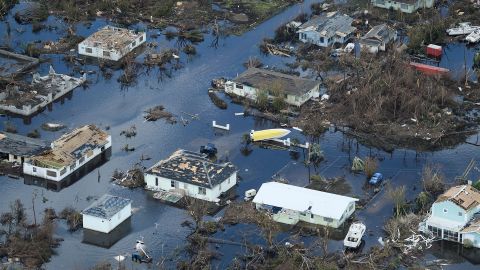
left=250, top=129, right=291, bottom=142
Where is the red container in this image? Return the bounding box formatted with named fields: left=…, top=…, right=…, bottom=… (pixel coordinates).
left=409, top=62, right=449, bottom=75
left=426, top=44, right=442, bottom=58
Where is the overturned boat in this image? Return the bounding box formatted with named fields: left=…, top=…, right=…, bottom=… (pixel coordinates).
left=344, top=222, right=366, bottom=249
left=447, top=22, right=480, bottom=36
left=466, top=29, right=480, bottom=43
left=250, top=128, right=290, bottom=142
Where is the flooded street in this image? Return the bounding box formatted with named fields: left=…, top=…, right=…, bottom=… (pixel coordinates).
left=0, top=1, right=480, bottom=269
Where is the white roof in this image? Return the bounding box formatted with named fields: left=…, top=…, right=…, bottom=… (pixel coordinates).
left=253, top=182, right=358, bottom=220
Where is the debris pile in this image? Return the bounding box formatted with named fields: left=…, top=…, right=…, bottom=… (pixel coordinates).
left=144, top=105, right=176, bottom=123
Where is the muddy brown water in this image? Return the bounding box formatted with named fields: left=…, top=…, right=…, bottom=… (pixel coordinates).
left=0, top=1, right=479, bottom=269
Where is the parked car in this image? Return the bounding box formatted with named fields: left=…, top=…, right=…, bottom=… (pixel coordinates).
left=369, top=173, right=384, bottom=185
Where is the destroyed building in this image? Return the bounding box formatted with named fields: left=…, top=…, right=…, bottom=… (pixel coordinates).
left=359, top=24, right=397, bottom=54
left=225, top=68, right=320, bottom=107
left=297, top=12, right=356, bottom=47
left=144, top=150, right=237, bottom=202
left=0, top=66, right=86, bottom=116
left=371, top=0, right=434, bottom=13
left=0, top=49, right=39, bottom=79
left=23, top=125, right=111, bottom=191
left=421, top=185, right=480, bottom=248
left=78, top=25, right=146, bottom=61
left=0, top=132, right=49, bottom=164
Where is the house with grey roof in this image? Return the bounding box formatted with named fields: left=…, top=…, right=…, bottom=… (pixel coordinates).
left=82, top=194, right=132, bottom=234
left=297, top=12, right=356, bottom=47
left=144, top=150, right=237, bottom=202
left=0, top=132, right=49, bottom=164
left=371, top=0, right=434, bottom=13
left=224, top=68, right=320, bottom=107
left=359, top=24, right=397, bottom=53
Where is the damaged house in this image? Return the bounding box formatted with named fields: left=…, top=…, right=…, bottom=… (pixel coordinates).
left=224, top=68, right=320, bottom=107
left=0, top=66, right=86, bottom=116
left=253, top=182, right=358, bottom=228
left=78, top=25, right=146, bottom=61
left=23, top=125, right=112, bottom=190
left=0, top=132, right=49, bottom=164
left=359, top=24, right=397, bottom=54
left=144, top=150, right=237, bottom=203
left=422, top=184, right=480, bottom=248
left=297, top=12, right=356, bottom=47
left=371, top=0, right=434, bottom=13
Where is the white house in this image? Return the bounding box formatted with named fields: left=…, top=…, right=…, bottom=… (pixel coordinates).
left=224, top=68, right=320, bottom=107
left=23, top=125, right=111, bottom=188
left=297, top=12, right=356, bottom=47
left=82, top=194, right=132, bottom=234
left=371, top=0, right=434, bottom=13
left=422, top=185, right=480, bottom=248
left=145, top=150, right=237, bottom=203
left=253, top=182, right=358, bottom=228
left=78, top=26, right=146, bottom=61
left=359, top=24, right=397, bottom=53
left=0, top=132, right=49, bottom=164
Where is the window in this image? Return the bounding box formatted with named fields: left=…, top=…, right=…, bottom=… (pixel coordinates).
left=170, top=180, right=175, bottom=188
left=198, top=187, right=206, bottom=195
left=400, top=3, right=408, bottom=10
left=103, top=51, right=110, bottom=57
left=101, top=146, right=105, bottom=151
left=311, top=214, right=314, bottom=219
left=444, top=230, right=459, bottom=242
left=155, top=177, right=158, bottom=186
left=236, top=84, right=244, bottom=89
left=227, top=177, right=230, bottom=184
left=86, top=47, right=93, bottom=53
left=70, top=164, right=76, bottom=170
left=349, top=204, right=354, bottom=211
left=458, top=212, right=462, bottom=216
left=300, top=212, right=306, bottom=216
left=320, top=37, right=324, bottom=43
left=428, top=225, right=442, bottom=237
left=46, top=170, right=57, bottom=177
left=139, top=36, right=144, bottom=42
left=79, top=156, right=85, bottom=164
left=131, top=41, right=136, bottom=47
left=443, top=208, right=448, bottom=213
left=33, top=167, right=37, bottom=172
left=60, top=168, right=67, bottom=175
left=13, top=155, right=17, bottom=159
left=323, top=217, right=333, bottom=222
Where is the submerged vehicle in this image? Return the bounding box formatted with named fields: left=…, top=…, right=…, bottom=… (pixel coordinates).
left=447, top=22, right=480, bottom=36
left=250, top=129, right=291, bottom=142
left=200, top=143, right=218, bottom=156
left=344, top=222, right=366, bottom=249
left=369, top=173, right=384, bottom=185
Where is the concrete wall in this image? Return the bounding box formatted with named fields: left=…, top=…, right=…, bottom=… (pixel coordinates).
left=463, top=232, right=480, bottom=248
left=225, top=81, right=320, bottom=107
left=78, top=32, right=146, bottom=61
left=82, top=203, right=132, bottom=233
left=431, top=201, right=471, bottom=225
left=298, top=31, right=354, bottom=47
left=145, top=171, right=237, bottom=202
left=258, top=201, right=356, bottom=228
left=371, top=0, right=434, bottom=13
left=23, top=136, right=112, bottom=182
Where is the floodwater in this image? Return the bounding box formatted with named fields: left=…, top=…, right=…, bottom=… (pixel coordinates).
left=0, top=1, right=479, bottom=269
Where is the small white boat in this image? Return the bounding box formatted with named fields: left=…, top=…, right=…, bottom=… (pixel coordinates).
left=344, top=222, right=366, bottom=249
left=466, top=29, right=480, bottom=43
left=447, top=22, right=480, bottom=36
